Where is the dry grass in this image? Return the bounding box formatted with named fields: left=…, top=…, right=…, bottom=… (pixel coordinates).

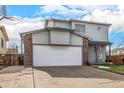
left=100, top=64, right=124, bottom=74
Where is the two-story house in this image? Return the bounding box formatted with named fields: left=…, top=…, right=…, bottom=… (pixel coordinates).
left=20, top=18, right=112, bottom=66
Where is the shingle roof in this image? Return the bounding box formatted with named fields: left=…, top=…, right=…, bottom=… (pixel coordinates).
left=46, top=18, right=112, bottom=26
left=72, top=31, right=92, bottom=40
left=45, top=27, right=74, bottom=31
left=20, top=27, right=91, bottom=40
left=69, top=19, right=112, bottom=26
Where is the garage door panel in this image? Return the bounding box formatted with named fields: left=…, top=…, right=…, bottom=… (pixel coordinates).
left=33, top=45, right=82, bottom=66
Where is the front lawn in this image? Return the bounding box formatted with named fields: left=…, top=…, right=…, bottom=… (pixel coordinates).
left=99, top=64, right=124, bottom=74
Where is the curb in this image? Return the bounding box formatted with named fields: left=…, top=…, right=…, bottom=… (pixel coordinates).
left=93, top=67, right=124, bottom=76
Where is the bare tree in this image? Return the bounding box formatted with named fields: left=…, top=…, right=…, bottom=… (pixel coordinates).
left=7, top=38, right=18, bottom=65
left=117, top=35, right=124, bottom=48
left=0, top=5, right=17, bottom=21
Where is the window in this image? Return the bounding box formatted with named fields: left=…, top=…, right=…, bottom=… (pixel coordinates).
left=1, top=38, right=4, bottom=48
left=75, top=24, right=85, bottom=33
left=97, top=26, right=101, bottom=30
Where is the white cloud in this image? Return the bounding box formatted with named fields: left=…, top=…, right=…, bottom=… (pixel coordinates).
left=82, top=5, right=124, bottom=33
left=67, top=5, right=118, bottom=13
left=0, top=16, right=44, bottom=53
left=35, top=5, right=88, bottom=17
left=117, top=5, right=124, bottom=11
left=35, top=5, right=124, bottom=33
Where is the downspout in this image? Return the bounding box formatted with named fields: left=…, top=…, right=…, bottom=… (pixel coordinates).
left=21, top=38, right=23, bottom=57
left=95, top=44, right=97, bottom=63
left=20, top=34, right=23, bottom=57
left=109, top=44, right=111, bottom=62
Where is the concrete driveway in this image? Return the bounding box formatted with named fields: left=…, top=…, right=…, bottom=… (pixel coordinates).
left=0, top=66, right=5, bottom=70
left=0, top=66, right=124, bottom=88
left=0, top=66, right=34, bottom=88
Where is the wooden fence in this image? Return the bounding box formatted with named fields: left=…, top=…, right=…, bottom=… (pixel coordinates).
left=111, top=55, right=124, bottom=64
left=0, top=54, right=19, bottom=66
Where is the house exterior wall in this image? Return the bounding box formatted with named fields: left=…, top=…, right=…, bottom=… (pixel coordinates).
left=46, top=20, right=109, bottom=42
left=32, top=31, right=49, bottom=44
left=83, top=37, right=89, bottom=65
left=47, top=20, right=70, bottom=29
left=89, top=46, right=96, bottom=64
left=32, top=30, right=83, bottom=46
left=50, top=31, right=70, bottom=45
left=0, top=28, right=7, bottom=54
left=71, top=22, right=109, bottom=41
left=70, top=33, right=83, bottom=45
left=102, top=46, right=106, bottom=62
left=47, top=20, right=54, bottom=27
left=23, top=34, right=32, bottom=66
left=54, top=21, right=70, bottom=29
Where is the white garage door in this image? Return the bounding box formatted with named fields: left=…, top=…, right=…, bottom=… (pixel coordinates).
left=33, top=45, right=82, bottom=66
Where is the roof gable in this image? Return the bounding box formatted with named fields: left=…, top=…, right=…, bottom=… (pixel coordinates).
left=20, top=27, right=91, bottom=40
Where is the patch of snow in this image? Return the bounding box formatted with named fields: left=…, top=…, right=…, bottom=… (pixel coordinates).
left=98, top=66, right=111, bottom=69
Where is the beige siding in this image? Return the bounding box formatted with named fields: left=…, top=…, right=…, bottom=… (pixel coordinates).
left=47, top=20, right=109, bottom=42
left=47, top=20, right=54, bottom=27
left=54, top=21, right=70, bottom=29
left=83, top=38, right=89, bottom=65
left=0, top=29, right=6, bottom=54
left=72, top=22, right=109, bottom=41
left=70, top=33, right=83, bottom=45
left=32, top=31, right=49, bottom=44
left=32, top=30, right=83, bottom=46
left=23, top=34, right=32, bottom=66
left=102, top=46, right=106, bottom=62
left=47, top=20, right=70, bottom=29
left=50, top=31, right=70, bottom=45
left=89, top=46, right=96, bottom=64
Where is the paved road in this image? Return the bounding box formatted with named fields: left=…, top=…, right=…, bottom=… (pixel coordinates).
left=0, top=66, right=124, bottom=88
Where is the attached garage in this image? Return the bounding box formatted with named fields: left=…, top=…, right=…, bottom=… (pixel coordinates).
left=33, top=45, right=82, bottom=66
left=21, top=27, right=89, bottom=67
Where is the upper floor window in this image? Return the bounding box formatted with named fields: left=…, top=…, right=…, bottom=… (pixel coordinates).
left=75, top=24, right=85, bottom=33
left=1, top=38, right=4, bottom=48
left=97, top=26, right=101, bottom=31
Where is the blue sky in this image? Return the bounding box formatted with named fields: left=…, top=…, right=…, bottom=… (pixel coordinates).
left=6, top=5, right=119, bottom=19
left=6, top=5, right=41, bottom=17
left=0, top=5, right=124, bottom=48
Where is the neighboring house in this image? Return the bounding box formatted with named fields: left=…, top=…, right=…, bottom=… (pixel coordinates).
left=0, top=25, right=9, bottom=54
left=0, top=25, right=9, bottom=65
left=111, top=47, right=124, bottom=55
left=20, top=19, right=112, bottom=67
